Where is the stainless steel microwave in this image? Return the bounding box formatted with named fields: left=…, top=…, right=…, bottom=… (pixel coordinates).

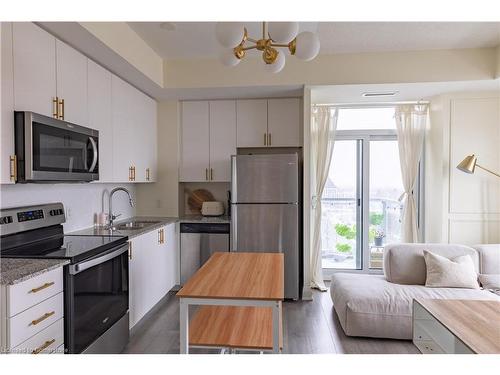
left=14, top=111, right=99, bottom=182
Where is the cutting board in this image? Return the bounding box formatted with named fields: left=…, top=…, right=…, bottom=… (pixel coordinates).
left=186, top=188, right=215, bottom=213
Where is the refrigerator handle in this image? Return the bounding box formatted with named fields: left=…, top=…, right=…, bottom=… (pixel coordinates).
left=230, top=205, right=237, bottom=251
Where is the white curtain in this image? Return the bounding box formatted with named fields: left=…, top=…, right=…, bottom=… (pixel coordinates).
left=395, top=104, right=428, bottom=243
left=310, top=106, right=338, bottom=291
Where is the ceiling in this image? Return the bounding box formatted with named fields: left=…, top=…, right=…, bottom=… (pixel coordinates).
left=128, top=22, right=500, bottom=59
left=311, top=79, right=500, bottom=104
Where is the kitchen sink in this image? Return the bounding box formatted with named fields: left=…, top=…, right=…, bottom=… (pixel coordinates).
left=113, top=220, right=161, bottom=231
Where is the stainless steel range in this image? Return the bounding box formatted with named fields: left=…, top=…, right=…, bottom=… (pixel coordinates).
left=0, top=203, right=129, bottom=354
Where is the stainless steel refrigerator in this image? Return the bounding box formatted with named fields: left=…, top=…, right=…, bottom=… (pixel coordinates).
left=230, top=153, right=299, bottom=300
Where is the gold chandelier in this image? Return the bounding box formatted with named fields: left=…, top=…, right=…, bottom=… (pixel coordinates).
left=216, top=22, right=320, bottom=73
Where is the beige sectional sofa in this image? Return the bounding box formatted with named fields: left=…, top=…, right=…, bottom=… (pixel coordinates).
left=330, top=243, right=500, bottom=340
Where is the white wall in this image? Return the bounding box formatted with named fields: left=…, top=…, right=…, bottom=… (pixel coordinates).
left=426, top=91, right=500, bottom=245
left=135, top=100, right=179, bottom=217
left=0, top=183, right=136, bottom=233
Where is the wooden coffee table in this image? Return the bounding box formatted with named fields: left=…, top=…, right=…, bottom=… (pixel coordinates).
left=413, top=299, right=500, bottom=354
left=176, top=252, right=284, bottom=354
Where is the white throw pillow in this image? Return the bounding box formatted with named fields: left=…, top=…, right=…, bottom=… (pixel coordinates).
left=423, top=250, right=479, bottom=289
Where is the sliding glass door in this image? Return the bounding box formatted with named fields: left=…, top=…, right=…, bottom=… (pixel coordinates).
left=321, top=140, right=362, bottom=270
left=320, top=107, right=419, bottom=275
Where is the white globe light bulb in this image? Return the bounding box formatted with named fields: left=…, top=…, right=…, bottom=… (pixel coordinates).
left=268, top=22, right=299, bottom=44
left=215, top=22, right=245, bottom=48
left=219, top=49, right=241, bottom=67
left=294, top=31, right=320, bottom=61
left=264, top=51, right=286, bottom=73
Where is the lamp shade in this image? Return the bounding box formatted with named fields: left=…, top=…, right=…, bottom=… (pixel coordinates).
left=264, top=50, right=286, bottom=73
left=268, top=22, right=299, bottom=44
left=294, top=31, right=320, bottom=61
left=219, top=49, right=241, bottom=67
left=215, top=22, right=245, bottom=48
left=457, top=154, right=477, bottom=174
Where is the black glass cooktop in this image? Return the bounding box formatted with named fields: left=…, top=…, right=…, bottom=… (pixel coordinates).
left=1, top=234, right=128, bottom=264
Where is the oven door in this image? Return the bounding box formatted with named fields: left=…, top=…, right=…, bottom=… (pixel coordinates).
left=16, top=111, right=99, bottom=182
left=65, top=244, right=129, bottom=353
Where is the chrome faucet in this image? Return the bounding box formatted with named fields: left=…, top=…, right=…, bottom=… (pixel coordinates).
left=108, top=187, right=134, bottom=229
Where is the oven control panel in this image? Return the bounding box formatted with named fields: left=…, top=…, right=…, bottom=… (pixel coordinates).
left=17, top=209, right=45, bottom=222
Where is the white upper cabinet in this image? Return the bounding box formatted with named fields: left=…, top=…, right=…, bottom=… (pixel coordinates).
left=133, top=90, right=157, bottom=183
left=236, top=99, right=268, bottom=147
left=209, top=100, right=236, bottom=182
left=267, top=98, right=301, bottom=147
left=12, top=22, right=57, bottom=117
left=180, top=101, right=210, bottom=182
left=112, top=75, right=136, bottom=182
left=55, top=40, right=88, bottom=125
left=88, top=60, right=113, bottom=182
left=1, top=22, right=15, bottom=184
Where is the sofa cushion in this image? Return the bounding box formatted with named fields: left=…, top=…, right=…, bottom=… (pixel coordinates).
left=472, top=244, right=500, bottom=274
left=383, top=243, right=479, bottom=285
left=479, top=274, right=500, bottom=290
left=330, top=273, right=498, bottom=340
left=424, top=251, right=479, bottom=289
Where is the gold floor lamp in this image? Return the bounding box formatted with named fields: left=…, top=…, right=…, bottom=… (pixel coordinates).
left=457, top=154, right=500, bottom=178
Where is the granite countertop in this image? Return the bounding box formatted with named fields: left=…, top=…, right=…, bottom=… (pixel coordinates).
left=179, top=215, right=231, bottom=224
left=69, top=215, right=231, bottom=239
left=1, top=258, right=69, bottom=286
left=69, top=216, right=179, bottom=239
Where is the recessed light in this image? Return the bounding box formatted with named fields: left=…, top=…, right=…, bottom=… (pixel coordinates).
left=159, top=22, right=176, bottom=31
left=362, top=91, right=399, bottom=97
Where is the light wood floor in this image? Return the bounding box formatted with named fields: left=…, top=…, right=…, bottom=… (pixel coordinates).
left=123, top=288, right=419, bottom=354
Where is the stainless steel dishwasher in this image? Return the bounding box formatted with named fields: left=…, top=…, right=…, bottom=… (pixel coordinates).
left=180, top=222, right=230, bottom=285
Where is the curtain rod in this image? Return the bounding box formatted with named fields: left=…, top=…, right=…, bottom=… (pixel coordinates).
left=313, top=100, right=430, bottom=108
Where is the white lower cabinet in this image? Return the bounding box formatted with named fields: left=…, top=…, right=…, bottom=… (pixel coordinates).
left=1, top=267, right=64, bottom=354
left=129, top=223, right=178, bottom=329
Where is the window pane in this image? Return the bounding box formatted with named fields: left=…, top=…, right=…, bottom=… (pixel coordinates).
left=337, top=107, right=396, bottom=130
left=321, top=140, right=360, bottom=270
left=369, top=140, right=404, bottom=269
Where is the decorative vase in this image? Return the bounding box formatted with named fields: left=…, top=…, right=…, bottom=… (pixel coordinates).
left=374, top=237, right=383, bottom=247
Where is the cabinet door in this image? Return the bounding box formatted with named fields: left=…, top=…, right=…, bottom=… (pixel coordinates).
left=151, top=226, right=170, bottom=302
left=12, top=22, right=56, bottom=117
left=129, top=230, right=157, bottom=328
left=209, top=100, right=236, bottom=182
left=134, top=91, right=157, bottom=183
left=164, top=223, right=178, bottom=291
left=88, top=60, right=112, bottom=182
left=1, top=23, right=15, bottom=184
left=55, top=40, right=88, bottom=125
left=267, top=98, right=301, bottom=147
left=180, top=101, right=209, bottom=182
left=236, top=99, right=267, bottom=148
left=112, top=75, right=136, bottom=182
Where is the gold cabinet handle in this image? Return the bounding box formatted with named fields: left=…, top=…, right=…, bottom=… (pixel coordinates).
left=133, top=166, right=136, bottom=181
left=146, top=168, right=150, bottom=181
left=128, top=242, right=132, bottom=260
left=158, top=229, right=161, bottom=244
left=32, top=339, right=56, bottom=354
left=10, top=155, right=17, bottom=182
left=29, top=282, right=55, bottom=294
left=264, top=133, right=267, bottom=146
left=58, top=98, right=64, bottom=120
left=162, top=229, right=165, bottom=244
left=205, top=168, right=208, bottom=181
left=52, top=97, right=58, bottom=118
left=30, top=311, right=55, bottom=326
left=210, top=168, right=213, bottom=181
left=268, top=133, right=271, bottom=146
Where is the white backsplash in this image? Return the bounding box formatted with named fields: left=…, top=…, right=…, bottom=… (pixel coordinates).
left=0, top=183, right=136, bottom=232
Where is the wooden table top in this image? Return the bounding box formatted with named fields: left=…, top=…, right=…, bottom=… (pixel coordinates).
left=416, top=299, right=500, bottom=354
left=189, top=305, right=283, bottom=350
left=176, top=252, right=284, bottom=300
